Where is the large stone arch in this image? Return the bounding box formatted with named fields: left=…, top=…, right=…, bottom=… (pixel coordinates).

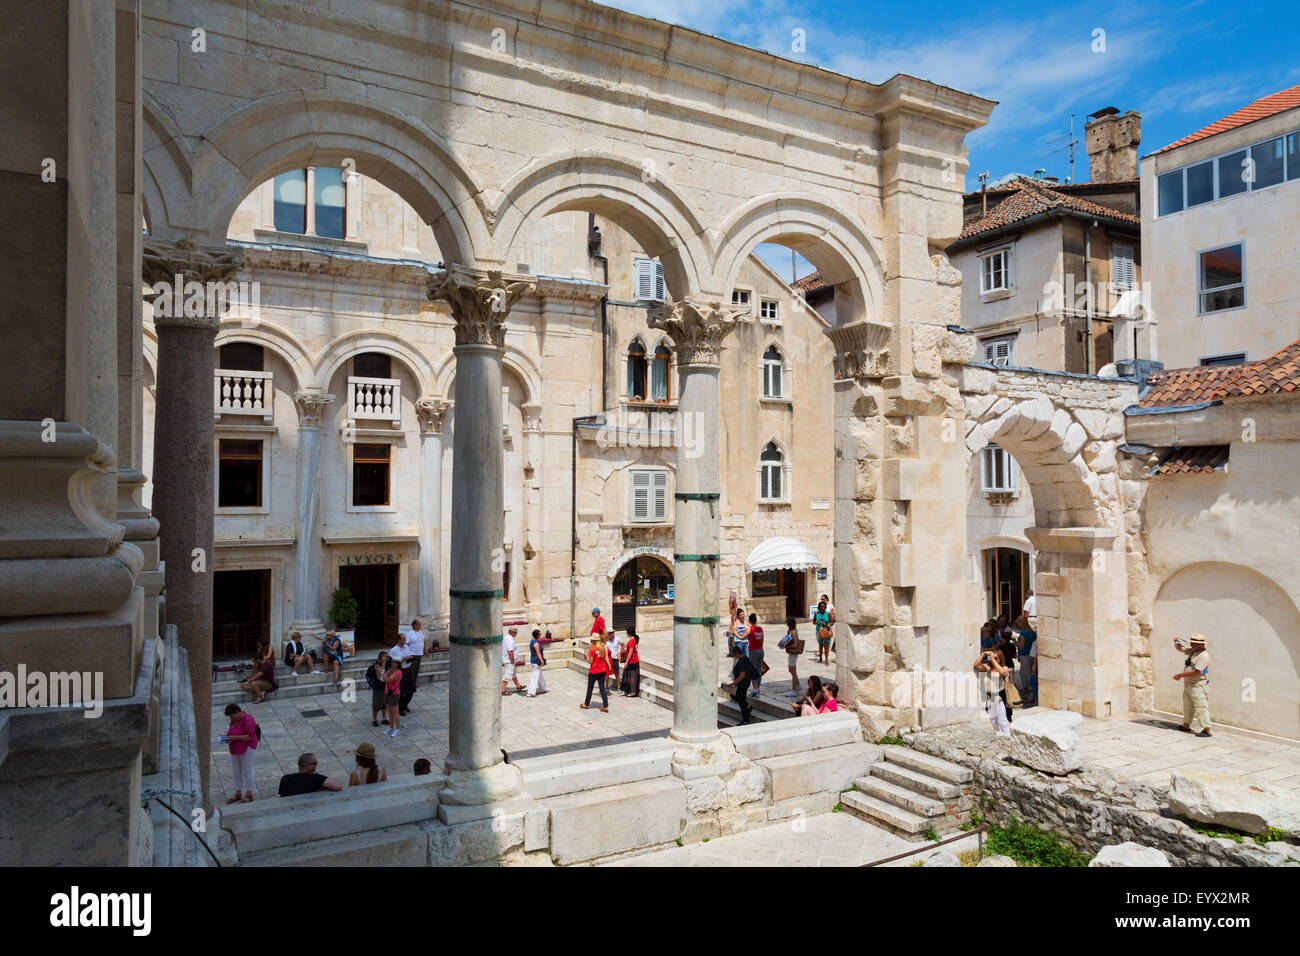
left=141, top=92, right=190, bottom=240
left=433, top=343, right=543, bottom=409
left=155, top=91, right=490, bottom=263
left=214, top=321, right=314, bottom=395
left=315, top=329, right=439, bottom=398
left=713, top=194, right=885, bottom=326
left=494, top=151, right=710, bottom=298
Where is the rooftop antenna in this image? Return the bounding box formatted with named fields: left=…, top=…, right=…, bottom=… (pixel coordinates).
left=978, top=170, right=990, bottom=215
left=1044, top=113, right=1081, bottom=182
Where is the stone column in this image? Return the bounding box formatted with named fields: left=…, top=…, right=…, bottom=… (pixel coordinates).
left=427, top=266, right=534, bottom=810
left=520, top=402, right=544, bottom=620
left=289, top=392, right=335, bottom=640
left=648, top=297, right=743, bottom=744
left=415, top=397, right=450, bottom=627
left=143, top=236, right=245, bottom=808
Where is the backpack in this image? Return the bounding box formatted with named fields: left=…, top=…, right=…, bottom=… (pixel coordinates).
left=254, top=721, right=262, bottom=741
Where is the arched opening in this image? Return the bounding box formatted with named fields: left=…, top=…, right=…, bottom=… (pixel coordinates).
left=761, top=344, right=785, bottom=399
left=626, top=338, right=648, bottom=402
left=759, top=440, right=786, bottom=503
left=651, top=343, right=672, bottom=402
left=611, top=554, right=675, bottom=634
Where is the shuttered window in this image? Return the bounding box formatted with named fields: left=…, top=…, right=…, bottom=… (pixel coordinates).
left=981, top=336, right=1015, bottom=366
left=1112, top=243, right=1135, bottom=292
left=630, top=469, right=668, bottom=521
left=634, top=257, right=666, bottom=302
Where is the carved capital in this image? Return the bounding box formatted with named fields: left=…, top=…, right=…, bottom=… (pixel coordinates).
left=415, top=397, right=451, bottom=436
left=646, top=296, right=745, bottom=367
left=521, top=402, right=543, bottom=433
left=143, top=236, right=247, bottom=330
left=293, top=391, right=335, bottom=429
left=827, top=320, right=895, bottom=381
left=426, top=264, right=536, bottom=347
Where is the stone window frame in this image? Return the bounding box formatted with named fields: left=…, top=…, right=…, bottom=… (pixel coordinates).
left=759, top=297, right=781, bottom=324
left=346, top=436, right=398, bottom=515
left=979, top=443, right=1018, bottom=495
left=980, top=333, right=1016, bottom=367
left=632, top=255, right=665, bottom=303
left=263, top=166, right=358, bottom=241
left=730, top=285, right=755, bottom=316
left=1195, top=241, right=1247, bottom=316
left=1198, top=352, right=1247, bottom=366
left=214, top=428, right=273, bottom=516
left=756, top=437, right=792, bottom=505
left=759, top=340, right=792, bottom=402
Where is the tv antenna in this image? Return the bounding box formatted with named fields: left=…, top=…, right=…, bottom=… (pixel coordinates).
left=1044, top=114, right=1081, bottom=183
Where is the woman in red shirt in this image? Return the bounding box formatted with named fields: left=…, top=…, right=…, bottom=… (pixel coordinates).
left=220, top=703, right=259, bottom=803
left=580, top=635, right=611, bottom=712
left=621, top=627, right=641, bottom=697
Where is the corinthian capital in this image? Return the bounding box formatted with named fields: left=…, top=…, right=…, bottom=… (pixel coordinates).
left=293, top=391, right=335, bottom=429
left=142, top=236, right=247, bottom=330
left=646, top=296, right=745, bottom=367
left=426, top=264, right=536, bottom=347
left=415, top=397, right=451, bottom=436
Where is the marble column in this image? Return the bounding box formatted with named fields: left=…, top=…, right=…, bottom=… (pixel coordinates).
left=648, top=297, right=743, bottom=743
left=415, top=397, right=451, bottom=628
left=143, top=236, right=245, bottom=809
left=426, top=265, right=535, bottom=809
left=289, top=392, right=335, bottom=640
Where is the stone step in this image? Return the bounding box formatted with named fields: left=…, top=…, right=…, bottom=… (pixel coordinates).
left=566, top=655, right=783, bottom=725
left=870, top=761, right=964, bottom=801
left=839, top=790, right=930, bottom=837
left=212, top=665, right=449, bottom=708
left=853, top=775, right=947, bottom=818
left=882, top=745, right=973, bottom=784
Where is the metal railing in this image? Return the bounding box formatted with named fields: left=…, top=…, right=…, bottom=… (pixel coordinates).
left=860, top=823, right=989, bottom=867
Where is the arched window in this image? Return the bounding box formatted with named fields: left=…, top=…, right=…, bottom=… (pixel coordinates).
left=651, top=344, right=671, bottom=401
left=762, top=345, right=784, bottom=398
left=627, top=340, right=647, bottom=401
left=759, top=441, right=785, bottom=502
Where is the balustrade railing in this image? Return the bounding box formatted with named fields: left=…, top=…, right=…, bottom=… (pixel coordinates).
left=214, top=369, right=273, bottom=422
left=348, top=376, right=401, bottom=423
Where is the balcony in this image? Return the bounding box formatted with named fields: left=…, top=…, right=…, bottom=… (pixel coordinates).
left=214, top=369, right=273, bottom=423
left=348, top=376, right=401, bottom=424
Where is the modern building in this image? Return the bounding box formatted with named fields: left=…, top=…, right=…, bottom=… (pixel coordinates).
left=1142, top=85, right=1300, bottom=368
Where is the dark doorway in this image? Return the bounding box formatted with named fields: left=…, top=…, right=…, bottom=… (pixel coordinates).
left=612, top=556, right=673, bottom=632
left=339, top=564, right=399, bottom=649
left=751, top=568, right=809, bottom=620
left=984, top=547, right=1031, bottom=622
left=214, top=568, right=270, bottom=657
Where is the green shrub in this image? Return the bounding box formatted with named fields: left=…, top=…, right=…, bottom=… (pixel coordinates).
left=878, top=735, right=908, bottom=746
left=922, top=825, right=940, bottom=842
left=983, top=816, right=1091, bottom=867
left=328, top=587, right=359, bottom=629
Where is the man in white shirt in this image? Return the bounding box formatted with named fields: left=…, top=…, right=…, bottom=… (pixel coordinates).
left=605, top=630, right=622, bottom=690
left=1023, top=591, right=1037, bottom=620
left=501, top=627, right=524, bottom=696
left=399, top=621, right=426, bottom=715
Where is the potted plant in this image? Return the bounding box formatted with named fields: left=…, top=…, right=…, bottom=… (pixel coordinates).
left=328, top=587, right=359, bottom=658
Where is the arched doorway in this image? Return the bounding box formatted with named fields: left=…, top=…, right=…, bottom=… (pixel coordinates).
left=611, top=555, right=674, bottom=633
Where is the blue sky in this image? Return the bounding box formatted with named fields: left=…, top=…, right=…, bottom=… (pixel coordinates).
left=599, top=0, right=1300, bottom=279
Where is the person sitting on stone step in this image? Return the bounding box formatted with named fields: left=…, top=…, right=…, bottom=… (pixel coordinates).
left=283, top=631, right=319, bottom=677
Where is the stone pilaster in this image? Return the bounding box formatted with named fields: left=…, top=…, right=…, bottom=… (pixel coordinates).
left=415, top=397, right=450, bottom=627
left=648, top=296, right=745, bottom=746
left=143, top=235, right=245, bottom=809
left=426, top=265, right=533, bottom=810
left=289, top=392, right=335, bottom=641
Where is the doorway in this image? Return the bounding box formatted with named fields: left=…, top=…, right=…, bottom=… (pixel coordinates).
left=750, top=568, right=808, bottom=620
left=213, top=568, right=270, bottom=657
left=984, top=547, right=1031, bottom=622
left=612, top=556, right=674, bottom=633
left=339, top=564, right=399, bottom=649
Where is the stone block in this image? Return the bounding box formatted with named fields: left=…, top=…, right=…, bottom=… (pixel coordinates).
left=427, top=814, right=525, bottom=866
left=977, top=854, right=1018, bottom=867
left=757, top=742, right=883, bottom=802
left=720, top=711, right=860, bottom=759
left=545, top=777, right=687, bottom=865
left=515, top=737, right=674, bottom=798
left=719, top=804, right=770, bottom=835
left=1009, top=709, right=1085, bottom=774
left=1167, top=770, right=1300, bottom=838
left=1089, top=842, right=1171, bottom=867
left=680, top=817, right=719, bottom=843
left=726, top=766, right=768, bottom=805
left=242, top=823, right=429, bottom=867
left=524, top=806, right=550, bottom=853
left=767, top=791, right=837, bottom=824
left=685, top=775, right=727, bottom=813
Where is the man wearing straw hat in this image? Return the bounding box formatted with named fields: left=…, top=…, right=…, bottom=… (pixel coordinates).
left=1173, top=633, right=1212, bottom=737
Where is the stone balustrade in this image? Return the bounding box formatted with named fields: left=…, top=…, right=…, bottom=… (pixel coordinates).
left=348, top=375, right=401, bottom=423
left=214, top=368, right=273, bottom=422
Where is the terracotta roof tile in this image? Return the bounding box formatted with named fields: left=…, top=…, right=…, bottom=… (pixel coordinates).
left=958, top=178, right=1140, bottom=242
left=1152, top=446, right=1230, bottom=476
left=1139, top=364, right=1242, bottom=408
left=793, top=272, right=827, bottom=292
left=1157, top=84, right=1300, bottom=154
left=1209, top=337, right=1300, bottom=399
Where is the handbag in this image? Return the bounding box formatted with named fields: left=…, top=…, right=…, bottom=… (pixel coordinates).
left=787, top=637, right=805, bottom=655
left=761, top=660, right=770, bottom=676
left=1004, top=680, right=1021, bottom=706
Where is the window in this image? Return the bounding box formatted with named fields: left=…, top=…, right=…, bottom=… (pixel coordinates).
left=353, top=352, right=392, bottom=379
left=634, top=257, right=665, bottom=303
left=218, top=439, right=263, bottom=508
left=981, top=335, right=1015, bottom=367
left=1186, top=161, right=1214, bottom=207
left=651, top=344, right=671, bottom=401
left=762, top=345, right=784, bottom=398
left=731, top=289, right=751, bottom=308
left=1250, top=137, right=1285, bottom=189
left=629, top=469, right=668, bottom=522
left=626, top=340, right=648, bottom=400
left=1217, top=150, right=1248, bottom=198
left=760, top=299, right=779, bottom=322
left=979, top=248, right=1011, bottom=293
left=314, top=167, right=346, bottom=239
left=1158, top=128, right=1299, bottom=217
left=352, top=444, right=391, bottom=507
left=1289, top=132, right=1300, bottom=181
left=1111, top=243, right=1135, bottom=292
left=980, top=445, right=1016, bottom=494
left=1157, top=169, right=1184, bottom=216
left=1200, top=353, right=1246, bottom=366
left=273, top=170, right=307, bottom=234
left=220, top=342, right=264, bottom=371
left=1198, top=244, right=1244, bottom=314
left=759, top=442, right=785, bottom=502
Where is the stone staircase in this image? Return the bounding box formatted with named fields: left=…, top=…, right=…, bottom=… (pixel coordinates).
left=565, top=639, right=789, bottom=726
left=839, top=745, right=974, bottom=840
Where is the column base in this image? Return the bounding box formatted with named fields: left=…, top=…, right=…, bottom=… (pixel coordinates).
left=437, top=760, right=524, bottom=810
left=669, top=734, right=740, bottom=780
left=287, top=619, right=326, bottom=643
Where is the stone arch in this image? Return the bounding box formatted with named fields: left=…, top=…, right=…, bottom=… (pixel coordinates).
left=432, top=343, right=543, bottom=408
left=315, top=330, right=438, bottom=398
left=1152, top=561, right=1300, bottom=739
left=494, top=150, right=710, bottom=298
left=712, top=194, right=885, bottom=326
left=140, top=92, right=191, bottom=241
left=172, top=91, right=489, bottom=262
left=214, top=322, right=314, bottom=394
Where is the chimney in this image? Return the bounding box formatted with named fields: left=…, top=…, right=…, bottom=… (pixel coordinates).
left=1085, top=108, right=1141, bottom=181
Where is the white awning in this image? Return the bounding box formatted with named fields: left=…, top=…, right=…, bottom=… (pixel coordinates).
left=745, top=537, right=821, bottom=574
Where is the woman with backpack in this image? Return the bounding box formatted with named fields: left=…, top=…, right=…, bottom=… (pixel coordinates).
left=777, top=616, right=803, bottom=696
left=220, top=703, right=259, bottom=804
left=722, top=645, right=760, bottom=724
left=366, top=652, right=391, bottom=727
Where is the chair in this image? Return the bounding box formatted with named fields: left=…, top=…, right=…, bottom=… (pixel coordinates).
left=241, top=621, right=263, bottom=655
left=218, top=623, right=240, bottom=656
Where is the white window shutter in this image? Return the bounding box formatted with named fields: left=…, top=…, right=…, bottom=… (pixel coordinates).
left=652, top=471, right=668, bottom=520
left=654, top=261, right=665, bottom=303
left=635, top=258, right=654, bottom=301
left=1113, top=243, right=1135, bottom=292
left=630, top=470, right=650, bottom=520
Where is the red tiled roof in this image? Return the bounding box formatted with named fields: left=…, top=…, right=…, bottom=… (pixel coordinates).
left=1152, top=446, right=1230, bottom=476
left=793, top=272, right=827, bottom=292
left=1157, top=84, right=1300, bottom=154
left=1209, top=337, right=1300, bottom=399
left=1139, top=364, right=1243, bottom=408
left=958, top=178, right=1140, bottom=242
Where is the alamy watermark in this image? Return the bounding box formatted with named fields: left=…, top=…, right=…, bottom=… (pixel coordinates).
left=592, top=407, right=706, bottom=459
left=1, top=665, right=104, bottom=717
left=149, top=273, right=261, bottom=320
